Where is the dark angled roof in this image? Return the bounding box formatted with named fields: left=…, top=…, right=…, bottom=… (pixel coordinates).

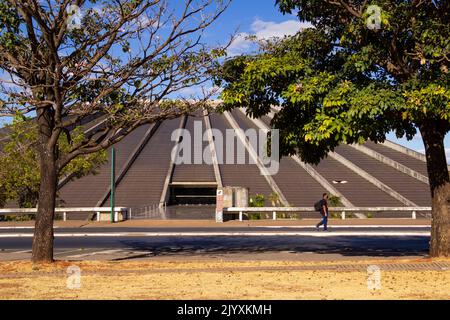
left=56, top=109, right=432, bottom=212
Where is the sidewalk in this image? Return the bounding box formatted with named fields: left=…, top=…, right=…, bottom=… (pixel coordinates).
left=0, top=218, right=431, bottom=229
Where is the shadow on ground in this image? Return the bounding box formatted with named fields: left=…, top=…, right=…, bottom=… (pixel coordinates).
left=112, top=236, right=429, bottom=261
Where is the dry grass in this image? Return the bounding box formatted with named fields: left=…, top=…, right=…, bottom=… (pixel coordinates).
left=1, top=259, right=450, bottom=300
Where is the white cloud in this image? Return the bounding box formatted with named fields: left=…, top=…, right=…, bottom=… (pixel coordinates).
left=227, top=33, right=253, bottom=56
left=227, top=18, right=312, bottom=56
left=177, top=85, right=223, bottom=98
left=252, top=19, right=311, bottom=39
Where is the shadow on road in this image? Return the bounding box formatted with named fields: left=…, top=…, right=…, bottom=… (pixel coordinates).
left=113, top=236, right=429, bottom=261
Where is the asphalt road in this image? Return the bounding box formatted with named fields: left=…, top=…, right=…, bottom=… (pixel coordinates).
left=0, top=225, right=431, bottom=261
left=0, top=225, right=431, bottom=234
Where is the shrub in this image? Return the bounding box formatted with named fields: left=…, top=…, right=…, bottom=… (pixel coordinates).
left=328, top=195, right=343, bottom=207
left=268, top=192, right=281, bottom=207
left=4, top=214, right=35, bottom=222
left=249, top=213, right=262, bottom=220
left=249, top=194, right=265, bottom=207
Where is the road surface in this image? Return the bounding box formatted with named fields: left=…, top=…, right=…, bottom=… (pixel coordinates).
left=0, top=225, right=431, bottom=261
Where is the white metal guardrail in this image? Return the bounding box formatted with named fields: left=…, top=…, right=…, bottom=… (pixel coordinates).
left=128, top=203, right=167, bottom=220
left=0, top=206, right=432, bottom=222
left=0, top=207, right=128, bottom=222
left=225, top=207, right=432, bottom=221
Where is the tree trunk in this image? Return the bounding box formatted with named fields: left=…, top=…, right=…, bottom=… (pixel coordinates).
left=420, top=122, right=450, bottom=257
left=32, top=110, right=57, bottom=263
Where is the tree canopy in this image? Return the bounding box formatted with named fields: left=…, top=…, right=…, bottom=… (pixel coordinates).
left=0, top=116, right=106, bottom=208
left=217, top=1, right=449, bottom=164
left=216, top=0, right=450, bottom=256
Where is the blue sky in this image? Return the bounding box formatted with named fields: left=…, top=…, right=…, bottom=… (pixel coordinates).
left=1, top=0, right=448, bottom=160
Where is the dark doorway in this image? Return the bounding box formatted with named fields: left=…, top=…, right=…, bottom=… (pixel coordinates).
left=169, top=185, right=217, bottom=205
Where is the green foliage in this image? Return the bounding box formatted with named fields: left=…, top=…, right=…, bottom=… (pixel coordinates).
left=59, top=126, right=108, bottom=181
left=0, top=117, right=107, bottom=208
left=0, top=214, right=35, bottom=222
left=328, top=195, right=343, bottom=207
left=268, top=192, right=281, bottom=207
left=0, top=118, right=41, bottom=208
left=330, top=211, right=355, bottom=219
left=249, top=213, right=262, bottom=220
left=249, top=194, right=265, bottom=207
left=216, top=1, right=450, bottom=165
left=329, top=212, right=341, bottom=219
left=0, top=186, right=6, bottom=208
left=0, top=0, right=21, bottom=49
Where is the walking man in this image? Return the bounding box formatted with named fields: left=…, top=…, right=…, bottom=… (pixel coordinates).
left=316, top=193, right=329, bottom=231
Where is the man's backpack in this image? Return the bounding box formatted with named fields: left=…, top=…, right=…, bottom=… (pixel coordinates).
left=314, top=200, right=322, bottom=212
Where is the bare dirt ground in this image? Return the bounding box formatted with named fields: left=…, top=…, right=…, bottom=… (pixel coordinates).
left=0, top=218, right=431, bottom=228
left=1, top=258, right=449, bottom=300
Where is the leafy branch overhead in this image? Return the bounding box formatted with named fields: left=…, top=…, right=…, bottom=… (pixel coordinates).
left=217, top=1, right=449, bottom=164
left=0, top=0, right=230, bottom=170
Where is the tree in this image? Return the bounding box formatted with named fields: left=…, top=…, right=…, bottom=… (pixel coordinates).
left=0, top=116, right=107, bottom=208
left=216, top=1, right=450, bottom=256
left=328, top=195, right=343, bottom=208
left=0, top=0, right=230, bottom=262
left=249, top=194, right=265, bottom=208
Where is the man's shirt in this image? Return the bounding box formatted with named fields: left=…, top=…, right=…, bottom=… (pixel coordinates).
left=320, top=199, right=328, bottom=216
